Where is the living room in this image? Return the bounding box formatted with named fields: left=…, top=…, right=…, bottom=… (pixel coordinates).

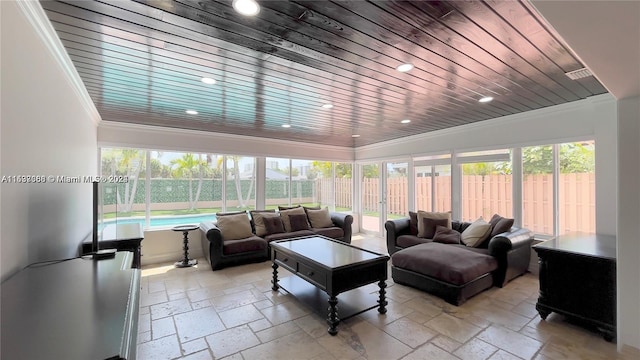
left=2, top=1, right=639, bottom=359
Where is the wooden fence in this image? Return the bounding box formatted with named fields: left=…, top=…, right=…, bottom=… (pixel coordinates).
left=333, top=173, right=595, bottom=234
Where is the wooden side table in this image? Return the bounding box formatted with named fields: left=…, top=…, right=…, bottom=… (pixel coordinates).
left=173, top=224, right=199, bottom=268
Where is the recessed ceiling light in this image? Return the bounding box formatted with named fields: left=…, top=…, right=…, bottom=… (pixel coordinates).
left=479, top=96, right=493, bottom=103
left=322, top=103, right=333, bottom=109
left=281, top=124, right=291, bottom=128
left=351, top=134, right=360, bottom=138
left=232, top=0, right=260, bottom=16
left=201, top=77, right=216, bottom=85
left=401, top=119, right=411, bottom=124
left=185, top=110, right=198, bottom=115
left=396, top=63, right=414, bottom=72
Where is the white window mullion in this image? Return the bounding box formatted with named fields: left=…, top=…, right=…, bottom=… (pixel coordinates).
left=553, top=144, right=560, bottom=236
left=512, top=148, right=523, bottom=228
left=222, top=156, right=227, bottom=212
left=145, top=150, right=151, bottom=228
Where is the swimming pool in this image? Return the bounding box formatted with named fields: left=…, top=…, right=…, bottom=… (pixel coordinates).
left=102, top=213, right=218, bottom=229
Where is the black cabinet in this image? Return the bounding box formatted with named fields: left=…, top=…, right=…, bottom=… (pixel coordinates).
left=1, top=252, right=140, bottom=359
left=533, top=233, right=616, bottom=341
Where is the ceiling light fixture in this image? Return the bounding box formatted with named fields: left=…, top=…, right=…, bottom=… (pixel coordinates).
left=396, top=63, right=414, bottom=72
left=201, top=77, right=216, bottom=85
left=351, top=134, right=360, bottom=138
left=401, top=119, right=411, bottom=124
left=281, top=124, right=291, bottom=128
left=185, top=110, right=198, bottom=115
left=478, top=96, right=493, bottom=103
left=322, top=103, right=333, bottom=109
left=232, top=0, right=260, bottom=16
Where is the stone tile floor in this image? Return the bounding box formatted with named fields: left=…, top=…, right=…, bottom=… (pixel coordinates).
left=137, top=235, right=638, bottom=360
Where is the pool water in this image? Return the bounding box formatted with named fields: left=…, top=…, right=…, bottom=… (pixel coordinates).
left=103, top=213, right=218, bottom=228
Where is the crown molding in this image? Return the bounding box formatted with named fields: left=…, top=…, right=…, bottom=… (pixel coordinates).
left=16, top=0, right=101, bottom=126
left=357, top=94, right=615, bottom=153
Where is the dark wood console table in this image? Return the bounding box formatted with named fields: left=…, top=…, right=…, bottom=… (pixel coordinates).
left=1, top=252, right=140, bottom=359
left=82, top=223, right=144, bottom=268
left=533, top=233, right=616, bottom=341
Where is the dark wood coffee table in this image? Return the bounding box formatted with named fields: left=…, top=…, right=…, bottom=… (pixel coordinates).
left=270, top=235, right=390, bottom=335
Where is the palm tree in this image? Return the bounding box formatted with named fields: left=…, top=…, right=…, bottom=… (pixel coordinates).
left=171, top=153, right=207, bottom=211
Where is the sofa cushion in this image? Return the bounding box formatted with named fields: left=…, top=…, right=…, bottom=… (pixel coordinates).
left=489, top=214, right=514, bottom=238
left=278, top=205, right=302, bottom=211
left=216, top=210, right=247, bottom=217
left=263, top=215, right=285, bottom=235
left=461, top=217, right=492, bottom=247
left=250, top=210, right=277, bottom=237
left=417, top=211, right=452, bottom=237
left=223, top=236, right=267, bottom=255
left=306, top=207, right=334, bottom=228
left=397, top=234, right=432, bottom=248
left=279, top=207, right=308, bottom=232
left=420, top=217, right=449, bottom=239
left=216, top=213, right=253, bottom=240
left=264, top=230, right=315, bottom=242
left=312, top=226, right=344, bottom=239
left=432, top=225, right=461, bottom=244
left=409, top=211, right=419, bottom=235
left=391, top=243, right=498, bottom=285
left=290, top=214, right=311, bottom=231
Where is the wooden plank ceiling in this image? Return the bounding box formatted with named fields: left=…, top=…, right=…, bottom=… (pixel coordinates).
left=41, top=0, right=607, bottom=147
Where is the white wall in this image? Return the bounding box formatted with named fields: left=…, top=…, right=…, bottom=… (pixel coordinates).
left=356, top=94, right=618, bottom=236
left=617, top=96, right=640, bottom=349
left=98, top=121, right=354, bottom=162
left=140, top=228, right=204, bottom=266
left=1, top=1, right=99, bottom=281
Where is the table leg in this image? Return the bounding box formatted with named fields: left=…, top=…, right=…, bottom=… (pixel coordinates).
left=271, top=262, right=279, bottom=291
left=182, top=231, right=190, bottom=265
left=327, top=296, right=339, bottom=335
left=378, top=280, right=388, bottom=314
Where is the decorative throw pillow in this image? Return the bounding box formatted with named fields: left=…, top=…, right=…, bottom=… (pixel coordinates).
left=433, top=225, right=461, bottom=244
left=461, top=217, right=492, bottom=247
left=489, top=214, right=514, bottom=238
left=216, top=213, right=253, bottom=240
left=420, top=217, right=449, bottom=239
left=263, top=216, right=285, bottom=234
left=278, top=205, right=301, bottom=211
left=250, top=210, right=278, bottom=237
left=289, top=214, right=311, bottom=231
left=279, top=206, right=308, bottom=232
left=306, top=207, right=333, bottom=228
left=417, top=211, right=452, bottom=237
left=216, top=210, right=247, bottom=217
left=408, top=211, right=419, bottom=235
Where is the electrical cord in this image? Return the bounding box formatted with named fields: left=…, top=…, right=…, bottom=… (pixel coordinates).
left=22, top=255, right=83, bottom=270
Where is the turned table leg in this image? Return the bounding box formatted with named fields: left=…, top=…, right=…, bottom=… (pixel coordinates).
left=327, top=295, right=339, bottom=335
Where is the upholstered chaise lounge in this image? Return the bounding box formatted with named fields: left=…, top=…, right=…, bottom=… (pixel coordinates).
left=386, top=212, right=533, bottom=305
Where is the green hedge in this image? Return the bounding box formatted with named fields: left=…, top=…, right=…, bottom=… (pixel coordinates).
left=102, top=178, right=316, bottom=205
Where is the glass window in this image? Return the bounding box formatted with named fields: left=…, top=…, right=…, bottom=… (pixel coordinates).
left=100, top=148, right=145, bottom=228
left=150, top=151, right=219, bottom=226
left=386, top=162, right=408, bottom=219
left=522, top=145, right=554, bottom=235
left=414, top=161, right=451, bottom=213
left=334, top=162, right=353, bottom=213
left=559, top=140, right=595, bottom=234
left=291, top=159, right=319, bottom=207
left=459, top=150, right=512, bottom=222
left=225, top=156, right=256, bottom=212
left=265, top=157, right=290, bottom=209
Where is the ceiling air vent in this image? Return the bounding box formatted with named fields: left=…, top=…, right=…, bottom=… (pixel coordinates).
left=565, top=68, right=593, bottom=80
